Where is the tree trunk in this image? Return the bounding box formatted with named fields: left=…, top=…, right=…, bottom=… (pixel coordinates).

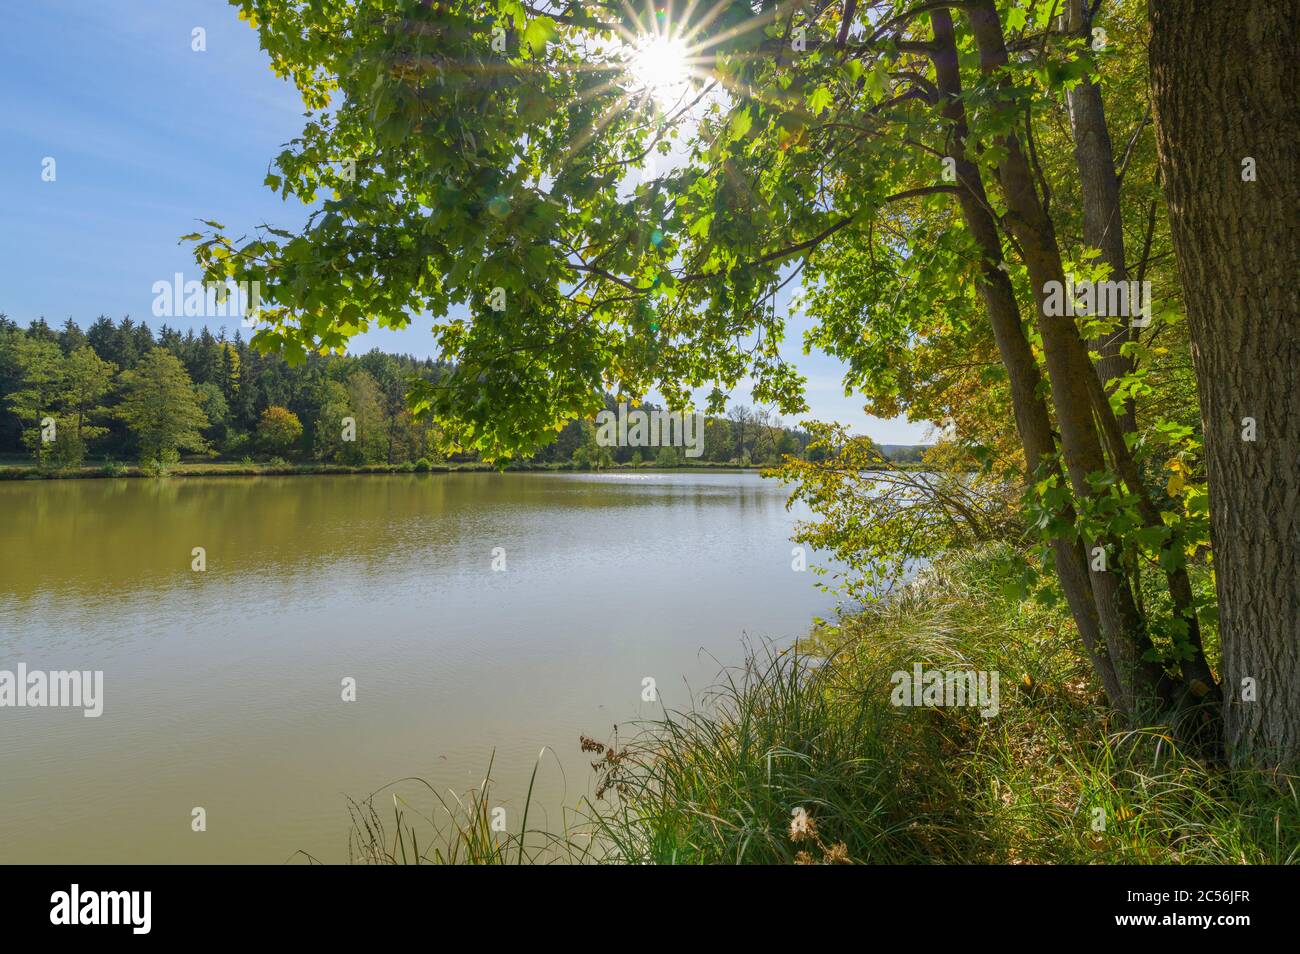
left=1149, top=0, right=1300, bottom=767
left=1060, top=0, right=1135, bottom=433
left=930, top=9, right=1123, bottom=706
left=968, top=0, right=1168, bottom=716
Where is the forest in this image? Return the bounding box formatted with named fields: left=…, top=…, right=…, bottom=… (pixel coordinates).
left=0, top=313, right=859, bottom=471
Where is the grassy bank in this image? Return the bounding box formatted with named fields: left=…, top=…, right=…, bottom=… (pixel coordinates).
left=346, top=544, right=1299, bottom=864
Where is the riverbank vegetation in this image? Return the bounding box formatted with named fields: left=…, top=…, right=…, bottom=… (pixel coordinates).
left=0, top=452, right=790, bottom=480
left=578, top=546, right=1296, bottom=864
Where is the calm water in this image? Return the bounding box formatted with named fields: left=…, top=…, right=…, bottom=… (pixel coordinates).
left=0, top=471, right=841, bottom=863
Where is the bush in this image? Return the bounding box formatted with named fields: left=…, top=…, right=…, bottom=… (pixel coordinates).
left=413, top=457, right=432, bottom=472
left=256, top=406, right=303, bottom=458
left=222, top=431, right=252, bottom=457
left=654, top=446, right=681, bottom=468
left=48, top=432, right=87, bottom=471
left=140, top=447, right=180, bottom=477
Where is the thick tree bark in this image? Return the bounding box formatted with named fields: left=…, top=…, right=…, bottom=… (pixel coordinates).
left=930, top=9, right=1123, bottom=706
left=1149, top=0, right=1300, bottom=767
left=968, top=0, right=1168, bottom=716
left=1060, top=0, right=1135, bottom=433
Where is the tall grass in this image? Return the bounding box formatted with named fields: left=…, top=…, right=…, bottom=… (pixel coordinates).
left=344, top=751, right=594, bottom=864
left=578, top=544, right=1300, bottom=864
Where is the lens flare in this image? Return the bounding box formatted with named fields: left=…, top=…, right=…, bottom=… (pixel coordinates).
left=627, top=34, right=691, bottom=106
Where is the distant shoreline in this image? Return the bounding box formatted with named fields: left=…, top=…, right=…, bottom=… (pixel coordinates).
left=1, top=459, right=755, bottom=481
left=0, top=458, right=921, bottom=481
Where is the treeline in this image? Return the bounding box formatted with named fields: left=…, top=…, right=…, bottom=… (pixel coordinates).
left=0, top=315, right=449, bottom=472
left=0, top=315, right=894, bottom=471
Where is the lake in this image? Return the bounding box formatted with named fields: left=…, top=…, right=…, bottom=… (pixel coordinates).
left=0, top=470, right=841, bottom=863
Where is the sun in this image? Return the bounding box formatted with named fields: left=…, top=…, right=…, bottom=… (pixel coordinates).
left=627, top=34, right=691, bottom=107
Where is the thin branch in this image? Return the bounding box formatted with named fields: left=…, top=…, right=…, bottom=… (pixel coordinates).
left=1115, top=103, right=1151, bottom=189
left=837, top=0, right=858, bottom=49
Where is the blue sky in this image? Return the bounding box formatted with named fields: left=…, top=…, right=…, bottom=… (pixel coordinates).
left=0, top=0, right=929, bottom=444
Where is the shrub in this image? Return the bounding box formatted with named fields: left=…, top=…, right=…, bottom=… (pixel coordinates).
left=140, top=447, right=180, bottom=477
left=654, top=446, right=681, bottom=468
left=256, top=406, right=303, bottom=458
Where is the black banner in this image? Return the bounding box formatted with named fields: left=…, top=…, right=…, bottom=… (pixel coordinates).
left=1, top=864, right=1279, bottom=940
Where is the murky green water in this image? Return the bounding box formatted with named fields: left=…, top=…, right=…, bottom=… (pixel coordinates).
left=0, top=471, right=840, bottom=862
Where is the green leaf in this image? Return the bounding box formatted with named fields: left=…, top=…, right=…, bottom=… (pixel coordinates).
left=728, top=107, right=753, bottom=142
left=865, top=63, right=889, bottom=100
left=522, top=16, right=555, bottom=54
left=807, top=85, right=834, bottom=115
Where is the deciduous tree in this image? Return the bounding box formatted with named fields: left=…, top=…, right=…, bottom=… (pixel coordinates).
left=117, top=349, right=209, bottom=471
